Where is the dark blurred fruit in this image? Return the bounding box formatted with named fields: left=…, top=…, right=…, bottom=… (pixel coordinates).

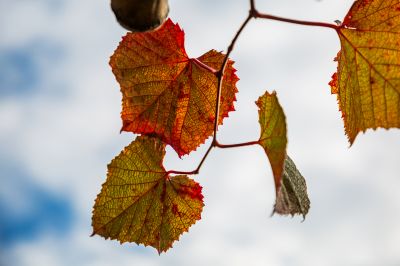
left=111, top=0, right=169, bottom=32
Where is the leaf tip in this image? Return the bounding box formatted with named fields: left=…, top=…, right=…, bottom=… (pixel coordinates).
left=346, top=131, right=357, bottom=147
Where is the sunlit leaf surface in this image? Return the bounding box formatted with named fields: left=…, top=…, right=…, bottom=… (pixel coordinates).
left=92, top=136, right=204, bottom=253
left=110, top=19, right=238, bottom=156
left=256, top=91, right=310, bottom=218
left=256, top=91, right=287, bottom=193
left=331, top=0, right=400, bottom=143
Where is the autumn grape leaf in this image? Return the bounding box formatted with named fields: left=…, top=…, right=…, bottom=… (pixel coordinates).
left=330, top=0, right=400, bottom=144
left=91, top=136, right=204, bottom=253
left=273, top=156, right=310, bottom=218
left=256, top=91, right=310, bottom=217
left=256, top=91, right=287, bottom=193
left=110, top=18, right=238, bottom=157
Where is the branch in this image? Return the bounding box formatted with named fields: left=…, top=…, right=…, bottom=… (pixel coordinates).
left=254, top=11, right=339, bottom=30
left=250, top=0, right=255, bottom=12
left=167, top=144, right=213, bottom=175
left=167, top=6, right=256, bottom=176
left=215, top=140, right=260, bottom=149
left=167, top=139, right=261, bottom=175
left=213, top=12, right=254, bottom=143
left=167, top=0, right=339, bottom=176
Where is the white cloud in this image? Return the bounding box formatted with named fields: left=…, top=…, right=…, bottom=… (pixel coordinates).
left=1, top=0, right=400, bottom=265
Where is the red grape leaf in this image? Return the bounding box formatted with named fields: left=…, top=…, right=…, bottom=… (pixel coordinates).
left=256, top=91, right=310, bottom=217
left=110, top=18, right=238, bottom=157
left=91, top=136, right=204, bottom=253
left=256, top=91, right=287, bottom=193
left=330, top=0, right=400, bottom=144
left=274, top=156, right=310, bottom=218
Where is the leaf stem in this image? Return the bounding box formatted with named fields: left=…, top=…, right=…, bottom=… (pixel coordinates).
left=254, top=11, right=339, bottom=30
left=215, top=140, right=260, bottom=149
left=192, top=58, right=218, bottom=74
left=166, top=169, right=197, bottom=175
left=167, top=139, right=261, bottom=176
left=166, top=144, right=213, bottom=176
left=194, top=144, right=214, bottom=173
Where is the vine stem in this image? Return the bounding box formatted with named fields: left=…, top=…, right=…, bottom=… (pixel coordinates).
left=167, top=0, right=339, bottom=176
left=167, top=5, right=257, bottom=176
left=213, top=12, right=254, bottom=143
left=250, top=0, right=255, bottom=12
left=254, top=11, right=339, bottom=30
left=166, top=140, right=261, bottom=175
left=167, top=144, right=214, bottom=175
left=216, top=140, right=260, bottom=149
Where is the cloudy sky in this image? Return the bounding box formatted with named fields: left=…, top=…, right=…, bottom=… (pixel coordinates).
left=1, top=0, right=400, bottom=265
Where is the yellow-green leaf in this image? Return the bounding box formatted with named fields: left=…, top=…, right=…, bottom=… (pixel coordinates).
left=256, top=90, right=287, bottom=193
left=256, top=91, right=310, bottom=218
left=91, top=136, right=204, bottom=253
left=331, top=0, right=400, bottom=144
left=274, top=156, right=310, bottom=218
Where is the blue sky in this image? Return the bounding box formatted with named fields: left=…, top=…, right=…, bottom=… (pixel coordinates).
left=1, top=0, right=400, bottom=265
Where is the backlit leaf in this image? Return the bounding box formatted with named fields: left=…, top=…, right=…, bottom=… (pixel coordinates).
left=256, top=91, right=310, bottom=218
left=91, top=136, right=204, bottom=253
left=256, top=91, right=287, bottom=193
left=274, top=156, right=310, bottom=218
left=110, top=19, right=238, bottom=156
left=331, top=0, right=400, bottom=144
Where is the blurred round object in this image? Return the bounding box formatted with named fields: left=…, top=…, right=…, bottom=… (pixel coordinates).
left=111, top=0, right=169, bottom=32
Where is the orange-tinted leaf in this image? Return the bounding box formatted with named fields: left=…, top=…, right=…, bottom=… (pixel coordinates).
left=256, top=91, right=287, bottom=193
left=331, top=0, right=400, bottom=144
left=91, top=136, right=204, bottom=253
left=274, top=156, right=310, bottom=218
left=110, top=19, right=238, bottom=156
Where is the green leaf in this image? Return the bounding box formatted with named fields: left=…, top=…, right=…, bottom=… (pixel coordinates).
left=256, top=90, right=287, bottom=193
left=91, top=136, right=204, bottom=253
left=256, top=90, right=310, bottom=218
